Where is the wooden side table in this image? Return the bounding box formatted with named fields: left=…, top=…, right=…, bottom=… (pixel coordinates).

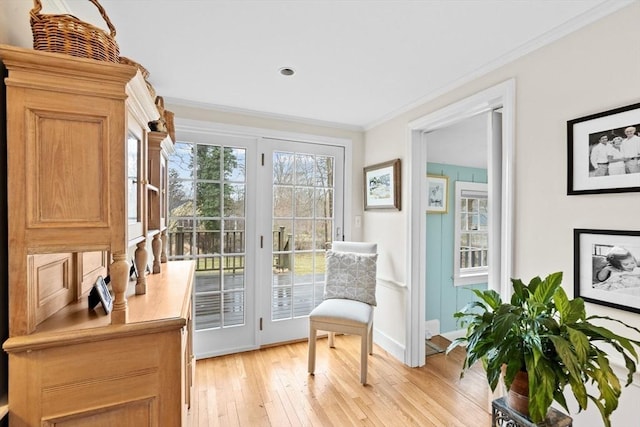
left=492, top=397, right=573, bottom=427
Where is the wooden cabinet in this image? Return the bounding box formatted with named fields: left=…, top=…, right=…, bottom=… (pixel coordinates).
left=0, top=45, right=192, bottom=426
left=3, top=261, right=194, bottom=427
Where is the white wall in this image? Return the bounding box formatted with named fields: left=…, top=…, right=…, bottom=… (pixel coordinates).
left=364, top=3, right=640, bottom=425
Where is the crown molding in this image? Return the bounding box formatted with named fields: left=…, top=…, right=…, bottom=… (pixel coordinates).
left=164, top=97, right=364, bottom=133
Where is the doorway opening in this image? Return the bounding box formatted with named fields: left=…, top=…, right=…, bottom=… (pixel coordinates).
left=405, top=79, right=515, bottom=367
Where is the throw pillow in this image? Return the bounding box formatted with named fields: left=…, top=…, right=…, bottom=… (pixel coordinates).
left=324, top=250, right=378, bottom=306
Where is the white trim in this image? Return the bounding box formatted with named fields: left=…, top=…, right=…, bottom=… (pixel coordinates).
left=365, top=0, right=634, bottom=131
left=405, top=79, right=515, bottom=368
left=373, top=329, right=405, bottom=362
left=424, top=319, right=440, bottom=339
left=440, top=328, right=466, bottom=343
left=167, top=97, right=363, bottom=132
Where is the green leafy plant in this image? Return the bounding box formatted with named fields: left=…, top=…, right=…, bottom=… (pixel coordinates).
left=447, top=272, right=640, bottom=426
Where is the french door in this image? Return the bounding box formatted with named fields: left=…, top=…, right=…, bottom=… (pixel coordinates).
left=258, top=138, right=344, bottom=345
left=168, top=130, right=344, bottom=357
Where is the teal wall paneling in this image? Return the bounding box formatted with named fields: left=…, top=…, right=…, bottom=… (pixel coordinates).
left=426, top=163, right=488, bottom=334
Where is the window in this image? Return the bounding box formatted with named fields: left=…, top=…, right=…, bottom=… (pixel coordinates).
left=454, top=181, right=488, bottom=286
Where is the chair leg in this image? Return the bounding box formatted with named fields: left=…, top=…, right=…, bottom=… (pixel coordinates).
left=308, top=324, right=317, bottom=375
left=328, top=331, right=335, bottom=348
left=368, top=323, right=373, bottom=355
left=360, top=330, right=368, bottom=385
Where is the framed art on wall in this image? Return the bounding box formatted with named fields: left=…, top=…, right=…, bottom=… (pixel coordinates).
left=567, top=102, right=640, bottom=195
left=363, top=159, right=401, bottom=210
left=426, top=174, right=449, bottom=213
left=574, top=228, right=640, bottom=314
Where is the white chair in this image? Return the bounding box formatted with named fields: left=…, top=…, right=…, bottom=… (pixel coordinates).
left=308, top=241, right=378, bottom=385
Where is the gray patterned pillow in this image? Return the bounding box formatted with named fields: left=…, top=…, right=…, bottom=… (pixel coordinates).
left=324, top=250, right=378, bottom=306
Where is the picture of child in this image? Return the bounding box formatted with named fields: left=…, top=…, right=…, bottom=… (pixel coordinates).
left=593, top=246, right=640, bottom=291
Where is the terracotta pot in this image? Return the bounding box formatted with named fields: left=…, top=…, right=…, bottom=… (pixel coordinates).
left=507, top=370, right=529, bottom=416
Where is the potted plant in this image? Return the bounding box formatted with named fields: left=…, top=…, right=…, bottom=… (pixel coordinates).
left=447, top=272, right=640, bottom=426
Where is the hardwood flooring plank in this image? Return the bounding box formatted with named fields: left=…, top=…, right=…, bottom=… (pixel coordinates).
left=188, top=335, right=492, bottom=427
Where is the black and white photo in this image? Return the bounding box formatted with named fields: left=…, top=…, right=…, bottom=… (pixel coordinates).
left=574, top=228, right=640, bottom=314
left=568, top=102, right=640, bottom=195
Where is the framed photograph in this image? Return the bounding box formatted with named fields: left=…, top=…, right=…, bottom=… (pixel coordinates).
left=426, top=175, right=449, bottom=213
left=130, top=258, right=138, bottom=279
left=88, top=275, right=113, bottom=315
left=363, top=159, right=401, bottom=210
left=574, top=228, right=640, bottom=314
left=567, top=102, right=640, bottom=195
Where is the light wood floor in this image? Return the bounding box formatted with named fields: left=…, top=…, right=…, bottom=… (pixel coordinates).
left=188, top=335, right=492, bottom=426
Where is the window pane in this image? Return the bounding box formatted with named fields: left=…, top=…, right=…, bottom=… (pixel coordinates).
left=223, top=219, right=245, bottom=253
left=315, top=220, right=332, bottom=250
left=272, top=286, right=292, bottom=320
left=294, top=219, right=314, bottom=250
left=224, top=147, right=246, bottom=181
left=315, top=188, right=333, bottom=219
left=315, top=156, right=334, bottom=187
left=197, top=145, right=221, bottom=180
left=273, top=220, right=293, bottom=252
left=170, top=142, right=194, bottom=180
left=273, top=186, right=293, bottom=217
left=295, top=188, right=314, bottom=217
left=196, top=220, right=221, bottom=254
left=195, top=292, right=220, bottom=330
left=293, top=283, right=314, bottom=318
left=224, top=183, right=245, bottom=217
left=223, top=291, right=244, bottom=326
left=196, top=182, right=221, bottom=216
left=196, top=269, right=221, bottom=293
left=169, top=180, right=194, bottom=216
left=273, top=152, right=294, bottom=185
left=295, top=154, right=314, bottom=186
left=223, top=262, right=245, bottom=289
left=168, top=219, right=194, bottom=256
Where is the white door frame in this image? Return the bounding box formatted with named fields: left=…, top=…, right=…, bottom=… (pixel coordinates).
left=405, top=79, right=515, bottom=367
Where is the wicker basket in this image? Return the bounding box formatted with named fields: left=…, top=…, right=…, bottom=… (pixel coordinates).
left=164, top=110, right=175, bottom=142
left=30, top=0, right=119, bottom=63
left=119, top=56, right=150, bottom=79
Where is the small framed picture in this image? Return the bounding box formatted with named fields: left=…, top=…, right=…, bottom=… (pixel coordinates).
left=130, top=258, right=138, bottom=279
left=363, top=159, right=401, bottom=210
left=88, top=275, right=113, bottom=315
left=567, top=102, right=640, bottom=195
left=426, top=175, right=449, bottom=213
left=574, top=228, right=640, bottom=314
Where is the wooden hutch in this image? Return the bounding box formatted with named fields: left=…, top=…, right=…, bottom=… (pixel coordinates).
left=0, top=45, right=193, bottom=426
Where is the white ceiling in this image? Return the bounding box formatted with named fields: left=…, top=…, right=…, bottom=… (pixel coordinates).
left=18, top=0, right=629, bottom=129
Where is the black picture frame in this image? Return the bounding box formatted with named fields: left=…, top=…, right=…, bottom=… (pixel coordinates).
left=363, top=159, right=401, bottom=211
left=88, top=275, right=113, bottom=314
left=130, top=258, right=138, bottom=279
left=574, top=228, right=640, bottom=314
left=567, top=102, right=640, bottom=195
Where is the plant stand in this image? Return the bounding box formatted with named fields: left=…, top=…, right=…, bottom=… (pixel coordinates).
left=492, top=397, right=572, bottom=427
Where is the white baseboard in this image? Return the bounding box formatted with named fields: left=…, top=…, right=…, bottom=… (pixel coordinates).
left=440, top=328, right=466, bottom=343
left=373, top=329, right=405, bottom=362
left=425, top=319, right=440, bottom=339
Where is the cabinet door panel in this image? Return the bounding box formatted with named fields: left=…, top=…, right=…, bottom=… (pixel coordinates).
left=27, top=110, right=109, bottom=228
left=29, top=253, right=75, bottom=326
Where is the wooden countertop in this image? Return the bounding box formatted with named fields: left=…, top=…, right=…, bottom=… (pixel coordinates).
left=3, top=260, right=195, bottom=353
